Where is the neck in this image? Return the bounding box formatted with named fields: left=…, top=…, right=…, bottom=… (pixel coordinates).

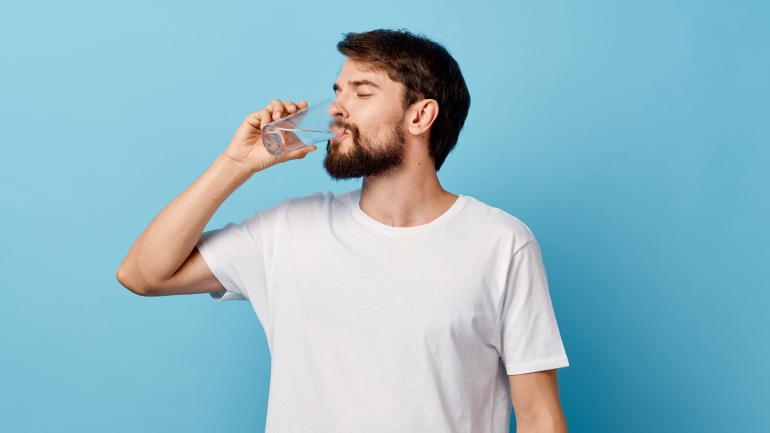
left=358, top=145, right=457, bottom=227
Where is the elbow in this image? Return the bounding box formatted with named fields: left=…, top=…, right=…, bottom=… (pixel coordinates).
left=538, top=417, right=567, bottom=433
left=116, top=265, right=160, bottom=297
left=513, top=411, right=568, bottom=433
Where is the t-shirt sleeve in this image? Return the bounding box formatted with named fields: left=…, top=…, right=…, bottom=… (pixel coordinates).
left=195, top=200, right=287, bottom=322
left=496, top=239, right=569, bottom=375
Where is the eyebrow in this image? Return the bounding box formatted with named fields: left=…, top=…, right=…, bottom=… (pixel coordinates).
left=333, top=79, right=381, bottom=92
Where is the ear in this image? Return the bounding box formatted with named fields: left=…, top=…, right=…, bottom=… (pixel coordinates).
left=406, top=99, right=439, bottom=137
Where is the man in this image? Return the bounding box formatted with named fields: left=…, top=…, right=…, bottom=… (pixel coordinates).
left=117, top=29, right=569, bottom=433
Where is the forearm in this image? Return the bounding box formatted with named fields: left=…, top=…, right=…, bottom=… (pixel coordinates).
left=515, top=413, right=567, bottom=433
left=510, top=370, right=567, bottom=433
left=118, top=153, right=253, bottom=290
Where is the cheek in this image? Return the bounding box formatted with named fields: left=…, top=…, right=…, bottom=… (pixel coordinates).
left=349, top=100, right=403, bottom=140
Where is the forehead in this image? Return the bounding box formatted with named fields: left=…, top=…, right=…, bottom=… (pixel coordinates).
left=335, top=59, right=399, bottom=90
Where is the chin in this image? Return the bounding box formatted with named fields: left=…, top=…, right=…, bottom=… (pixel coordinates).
left=328, top=138, right=353, bottom=154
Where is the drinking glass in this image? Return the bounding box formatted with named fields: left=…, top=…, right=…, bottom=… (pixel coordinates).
left=261, top=98, right=340, bottom=156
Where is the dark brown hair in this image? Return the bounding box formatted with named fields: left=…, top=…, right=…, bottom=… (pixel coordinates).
left=337, top=29, right=471, bottom=171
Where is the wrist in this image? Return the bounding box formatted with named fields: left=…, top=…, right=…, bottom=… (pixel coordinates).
left=206, top=153, right=256, bottom=196
left=217, top=152, right=258, bottom=179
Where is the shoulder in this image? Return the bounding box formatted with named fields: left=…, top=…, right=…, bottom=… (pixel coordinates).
left=251, top=189, right=358, bottom=232
left=283, top=189, right=359, bottom=215
left=460, top=195, right=537, bottom=252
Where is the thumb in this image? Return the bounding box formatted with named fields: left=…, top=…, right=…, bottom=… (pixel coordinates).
left=282, top=144, right=318, bottom=161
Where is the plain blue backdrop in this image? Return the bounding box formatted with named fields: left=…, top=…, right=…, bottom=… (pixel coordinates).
left=1, top=0, right=768, bottom=431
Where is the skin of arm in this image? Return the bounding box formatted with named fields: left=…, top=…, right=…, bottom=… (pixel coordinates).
left=116, top=99, right=315, bottom=296
left=509, top=369, right=568, bottom=433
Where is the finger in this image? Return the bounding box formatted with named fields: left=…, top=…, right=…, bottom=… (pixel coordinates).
left=257, top=108, right=273, bottom=129
left=244, top=111, right=262, bottom=129
left=297, top=100, right=309, bottom=110
left=244, top=107, right=270, bottom=129
left=282, top=100, right=299, bottom=115
left=267, top=99, right=287, bottom=120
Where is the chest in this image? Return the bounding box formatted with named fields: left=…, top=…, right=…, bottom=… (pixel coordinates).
left=267, top=227, right=503, bottom=349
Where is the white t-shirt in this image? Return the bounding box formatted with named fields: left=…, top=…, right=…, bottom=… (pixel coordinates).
left=196, top=189, right=568, bottom=433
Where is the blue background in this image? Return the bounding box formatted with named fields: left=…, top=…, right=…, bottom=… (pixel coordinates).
left=1, top=0, right=768, bottom=431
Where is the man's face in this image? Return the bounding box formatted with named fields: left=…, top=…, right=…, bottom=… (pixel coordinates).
left=324, top=59, right=407, bottom=180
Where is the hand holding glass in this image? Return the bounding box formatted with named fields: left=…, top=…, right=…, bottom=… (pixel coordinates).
left=262, top=99, right=341, bottom=156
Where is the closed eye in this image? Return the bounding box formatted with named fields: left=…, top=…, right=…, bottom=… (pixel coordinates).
left=358, top=93, right=372, bottom=98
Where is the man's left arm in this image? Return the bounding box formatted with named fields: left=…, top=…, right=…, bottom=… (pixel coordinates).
left=509, top=369, right=567, bottom=433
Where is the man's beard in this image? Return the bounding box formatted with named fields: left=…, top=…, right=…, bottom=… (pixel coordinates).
left=323, top=117, right=406, bottom=180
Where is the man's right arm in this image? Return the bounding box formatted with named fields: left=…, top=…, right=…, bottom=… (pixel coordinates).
left=116, top=99, right=314, bottom=296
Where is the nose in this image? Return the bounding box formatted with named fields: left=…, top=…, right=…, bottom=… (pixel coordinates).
left=329, top=99, right=348, bottom=119
left=328, top=100, right=347, bottom=133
